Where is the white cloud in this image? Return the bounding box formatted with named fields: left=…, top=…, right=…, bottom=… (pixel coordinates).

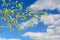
left=40, top=14, right=60, bottom=25
left=23, top=32, right=60, bottom=40
left=0, top=38, right=21, bottom=40
left=8, top=39, right=21, bottom=40
left=23, top=14, right=60, bottom=40
left=30, top=0, right=60, bottom=11
left=0, top=38, right=6, bottom=40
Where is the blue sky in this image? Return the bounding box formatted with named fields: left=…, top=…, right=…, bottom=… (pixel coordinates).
left=0, top=0, right=60, bottom=40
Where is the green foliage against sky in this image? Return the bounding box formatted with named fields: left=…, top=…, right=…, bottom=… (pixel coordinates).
left=0, top=0, right=48, bottom=32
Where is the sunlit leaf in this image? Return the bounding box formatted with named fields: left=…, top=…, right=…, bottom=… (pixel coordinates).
left=3, top=9, right=11, bottom=18
left=16, top=12, right=20, bottom=19
left=11, top=10, right=15, bottom=15
left=26, top=7, right=30, bottom=12
left=35, top=8, right=40, bottom=11
left=2, top=0, right=5, bottom=3
left=44, top=12, right=48, bottom=17
left=22, top=13, right=26, bottom=20
left=28, top=13, right=32, bottom=16
left=0, top=26, right=2, bottom=32
left=18, top=3, right=22, bottom=11
left=8, top=24, right=14, bottom=32
left=16, top=24, right=22, bottom=32
left=10, top=18, right=17, bottom=25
